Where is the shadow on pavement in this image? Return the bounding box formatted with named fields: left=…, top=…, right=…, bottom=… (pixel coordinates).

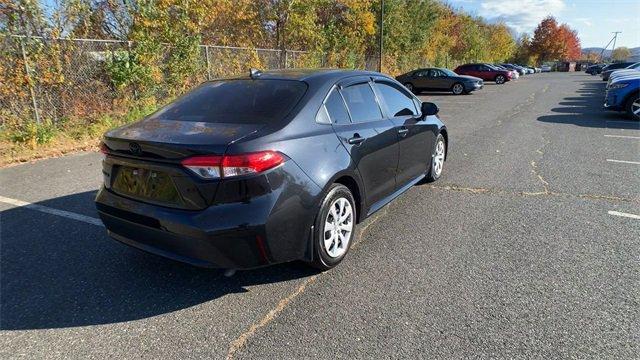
left=0, top=191, right=318, bottom=330
left=537, top=80, right=640, bottom=130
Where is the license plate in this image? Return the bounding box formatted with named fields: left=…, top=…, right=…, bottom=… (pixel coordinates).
left=113, top=166, right=182, bottom=205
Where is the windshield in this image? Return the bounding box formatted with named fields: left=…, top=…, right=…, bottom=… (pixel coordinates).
left=148, top=80, right=307, bottom=124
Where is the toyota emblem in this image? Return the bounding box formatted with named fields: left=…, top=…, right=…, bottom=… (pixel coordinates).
left=129, top=142, right=142, bottom=155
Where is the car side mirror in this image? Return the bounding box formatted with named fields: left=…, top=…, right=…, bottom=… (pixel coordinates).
left=421, top=102, right=439, bottom=116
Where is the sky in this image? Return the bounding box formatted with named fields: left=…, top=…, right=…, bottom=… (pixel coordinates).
left=446, top=0, right=640, bottom=49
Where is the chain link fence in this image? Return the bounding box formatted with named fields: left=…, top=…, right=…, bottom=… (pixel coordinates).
left=0, top=35, right=324, bottom=126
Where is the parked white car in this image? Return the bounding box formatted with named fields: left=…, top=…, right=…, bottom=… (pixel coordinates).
left=541, top=65, right=551, bottom=72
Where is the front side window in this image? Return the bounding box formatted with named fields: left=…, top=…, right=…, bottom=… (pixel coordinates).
left=149, top=80, right=307, bottom=124
left=340, top=83, right=383, bottom=123
left=375, top=82, right=418, bottom=117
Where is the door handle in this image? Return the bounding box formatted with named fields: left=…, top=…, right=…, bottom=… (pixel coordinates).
left=397, top=128, right=409, bottom=137
left=347, top=134, right=366, bottom=145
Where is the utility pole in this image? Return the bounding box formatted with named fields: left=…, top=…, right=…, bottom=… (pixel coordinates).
left=378, top=0, right=384, bottom=72
left=611, top=31, right=621, bottom=59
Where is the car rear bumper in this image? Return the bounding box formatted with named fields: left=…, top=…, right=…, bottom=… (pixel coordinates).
left=95, top=162, right=322, bottom=269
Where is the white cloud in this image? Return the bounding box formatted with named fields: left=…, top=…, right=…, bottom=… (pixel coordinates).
left=478, top=0, right=566, bottom=33
left=574, top=17, right=592, bottom=27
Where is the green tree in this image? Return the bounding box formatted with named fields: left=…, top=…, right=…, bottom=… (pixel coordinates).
left=611, top=47, right=631, bottom=61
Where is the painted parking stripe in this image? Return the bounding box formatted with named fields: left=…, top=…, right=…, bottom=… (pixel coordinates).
left=606, top=159, right=640, bottom=165
left=604, top=135, right=640, bottom=139
left=608, top=211, right=640, bottom=220
left=0, top=195, right=104, bottom=227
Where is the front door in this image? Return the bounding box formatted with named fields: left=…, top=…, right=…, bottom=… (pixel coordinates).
left=330, top=80, right=399, bottom=207
left=372, top=79, right=434, bottom=187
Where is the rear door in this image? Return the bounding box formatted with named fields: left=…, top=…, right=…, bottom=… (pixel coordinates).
left=373, top=79, right=434, bottom=187
left=412, top=69, right=430, bottom=89
left=429, top=69, right=451, bottom=90
left=329, top=79, right=399, bottom=206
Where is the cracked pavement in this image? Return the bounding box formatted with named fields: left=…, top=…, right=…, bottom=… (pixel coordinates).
left=1, top=73, right=639, bottom=359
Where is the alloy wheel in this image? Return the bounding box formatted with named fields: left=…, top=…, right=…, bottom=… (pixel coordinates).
left=404, top=83, right=414, bottom=93
left=433, top=138, right=445, bottom=177
left=633, top=99, right=640, bottom=117
left=452, top=84, right=464, bottom=95
left=496, top=75, right=505, bottom=84
left=323, top=197, right=354, bottom=258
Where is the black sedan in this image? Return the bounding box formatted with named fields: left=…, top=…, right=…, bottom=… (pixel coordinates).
left=96, top=69, right=448, bottom=270
left=396, top=67, right=483, bottom=95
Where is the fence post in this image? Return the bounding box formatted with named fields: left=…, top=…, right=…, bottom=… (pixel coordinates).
left=127, top=41, right=139, bottom=100
left=284, top=50, right=288, bottom=68
left=205, top=45, right=211, bottom=80
left=20, top=37, right=41, bottom=124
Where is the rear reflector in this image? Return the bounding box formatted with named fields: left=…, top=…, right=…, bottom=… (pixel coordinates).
left=181, top=151, right=284, bottom=179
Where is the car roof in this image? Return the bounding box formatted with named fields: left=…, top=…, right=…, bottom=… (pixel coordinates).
left=219, top=68, right=385, bottom=83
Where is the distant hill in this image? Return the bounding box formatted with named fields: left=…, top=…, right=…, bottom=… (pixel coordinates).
left=582, top=47, right=640, bottom=61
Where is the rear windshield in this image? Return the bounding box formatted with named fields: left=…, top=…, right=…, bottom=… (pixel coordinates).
left=148, top=80, right=307, bottom=124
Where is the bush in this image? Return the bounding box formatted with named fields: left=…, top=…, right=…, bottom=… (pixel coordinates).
left=7, top=120, right=57, bottom=146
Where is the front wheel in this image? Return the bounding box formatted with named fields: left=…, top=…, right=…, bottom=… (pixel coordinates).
left=310, top=184, right=356, bottom=270
left=425, top=133, right=446, bottom=182
left=495, top=75, right=505, bottom=84
left=625, top=96, right=640, bottom=120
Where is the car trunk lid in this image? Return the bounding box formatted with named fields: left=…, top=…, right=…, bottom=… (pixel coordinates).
left=102, top=119, right=264, bottom=210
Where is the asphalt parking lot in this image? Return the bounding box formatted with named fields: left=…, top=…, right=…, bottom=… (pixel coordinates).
left=1, top=72, right=638, bottom=359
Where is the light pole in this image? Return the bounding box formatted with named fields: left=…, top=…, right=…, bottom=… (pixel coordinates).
left=378, top=0, right=384, bottom=72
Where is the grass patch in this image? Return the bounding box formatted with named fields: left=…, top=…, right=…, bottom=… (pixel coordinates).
left=0, top=103, right=158, bottom=167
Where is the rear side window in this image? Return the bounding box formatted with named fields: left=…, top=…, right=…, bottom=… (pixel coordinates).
left=340, top=83, right=383, bottom=123
left=324, top=90, right=350, bottom=124
left=148, top=80, right=307, bottom=124
left=375, top=82, right=418, bottom=117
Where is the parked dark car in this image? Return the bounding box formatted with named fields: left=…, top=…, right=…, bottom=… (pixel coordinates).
left=455, top=63, right=512, bottom=84
left=395, top=67, right=483, bottom=95
left=601, top=62, right=636, bottom=81
left=586, top=64, right=605, bottom=75
left=96, top=69, right=448, bottom=270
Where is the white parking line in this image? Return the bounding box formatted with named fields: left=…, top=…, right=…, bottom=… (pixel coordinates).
left=606, top=159, right=640, bottom=165
left=0, top=195, right=104, bottom=227
left=608, top=211, right=640, bottom=220
left=604, top=134, right=640, bottom=139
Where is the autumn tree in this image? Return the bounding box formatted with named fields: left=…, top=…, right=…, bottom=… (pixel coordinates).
left=557, top=23, right=581, bottom=60
left=529, top=16, right=580, bottom=62
left=611, top=47, right=631, bottom=61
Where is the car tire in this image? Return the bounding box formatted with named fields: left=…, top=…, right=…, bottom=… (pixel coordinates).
left=625, top=95, right=640, bottom=121
left=404, top=82, right=417, bottom=94
left=425, top=133, right=446, bottom=182
left=310, top=184, right=356, bottom=270
left=451, top=83, right=464, bottom=95
left=495, top=75, right=505, bottom=84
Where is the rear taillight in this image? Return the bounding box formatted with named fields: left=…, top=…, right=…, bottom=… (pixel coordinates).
left=100, top=142, right=110, bottom=154
left=181, top=151, right=285, bottom=179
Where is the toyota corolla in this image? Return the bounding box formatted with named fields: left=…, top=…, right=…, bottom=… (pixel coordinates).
left=96, top=69, right=448, bottom=270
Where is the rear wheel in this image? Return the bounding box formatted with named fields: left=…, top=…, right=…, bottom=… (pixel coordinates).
left=404, top=82, right=417, bottom=94
left=451, top=83, right=464, bottom=95
left=425, top=133, right=446, bottom=182
left=625, top=95, right=640, bottom=120
left=495, top=75, right=505, bottom=84
left=310, top=184, right=356, bottom=270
